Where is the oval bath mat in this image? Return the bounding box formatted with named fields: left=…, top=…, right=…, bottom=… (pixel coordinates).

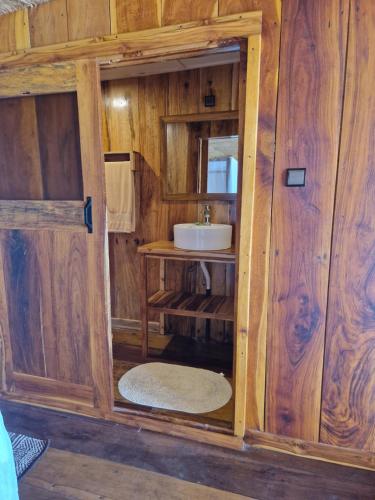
left=118, top=362, right=232, bottom=414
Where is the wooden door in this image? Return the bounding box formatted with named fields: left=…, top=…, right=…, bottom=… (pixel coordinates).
left=0, top=61, right=112, bottom=415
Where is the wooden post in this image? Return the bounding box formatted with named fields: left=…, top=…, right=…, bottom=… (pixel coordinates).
left=140, top=254, right=148, bottom=359
left=159, top=258, right=165, bottom=335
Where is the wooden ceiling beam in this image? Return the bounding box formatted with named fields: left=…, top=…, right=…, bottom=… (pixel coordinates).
left=0, top=11, right=261, bottom=69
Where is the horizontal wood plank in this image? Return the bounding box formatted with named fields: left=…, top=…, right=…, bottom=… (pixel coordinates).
left=0, top=200, right=86, bottom=231
left=0, top=62, right=76, bottom=97
left=149, top=290, right=234, bottom=321
left=162, top=110, right=239, bottom=123
left=138, top=240, right=236, bottom=262
left=10, top=372, right=94, bottom=405
left=246, top=430, right=375, bottom=471
left=0, top=12, right=262, bottom=69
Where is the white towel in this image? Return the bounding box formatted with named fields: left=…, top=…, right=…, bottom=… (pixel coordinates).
left=105, top=160, right=136, bottom=233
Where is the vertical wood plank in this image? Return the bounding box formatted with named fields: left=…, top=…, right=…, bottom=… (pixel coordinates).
left=162, top=0, right=218, bottom=25
left=219, top=0, right=281, bottom=431
left=29, top=0, right=69, bottom=47
left=36, top=93, right=83, bottom=200
left=1, top=231, right=46, bottom=377
left=0, top=97, right=43, bottom=200
left=14, top=9, right=30, bottom=50
left=51, top=232, right=92, bottom=385
left=0, top=13, right=17, bottom=53
left=116, top=0, right=161, bottom=32
left=266, top=0, right=349, bottom=441
left=76, top=60, right=113, bottom=412
left=234, top=34, right=261, bottom=436
left=321, top=0, right=375, bottom=452
left=199, top=65, right=236, bottom=113
left=67, top=0, right=110, bottom=40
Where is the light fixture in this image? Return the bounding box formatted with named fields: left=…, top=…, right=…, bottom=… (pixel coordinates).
left=112, top=97, right=128, bottom=108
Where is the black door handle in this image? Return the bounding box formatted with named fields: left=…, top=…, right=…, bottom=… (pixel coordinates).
left=84, top=197, right=93, bottom=233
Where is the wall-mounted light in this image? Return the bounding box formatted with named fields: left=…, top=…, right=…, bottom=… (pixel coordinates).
left=112, top=97, right=128, bottom=108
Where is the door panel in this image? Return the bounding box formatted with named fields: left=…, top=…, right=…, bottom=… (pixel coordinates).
left=0, top=61, right=112, bottom=413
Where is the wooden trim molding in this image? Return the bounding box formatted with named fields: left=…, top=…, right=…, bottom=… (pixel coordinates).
left=0, top=62, right=76, bottom=97
left=0, top=11, right=262, bottom=70
left=0, top=200, right=86, bottom=231
left=246, top=430, right=375, bottom=471
left=234, top=34, right=261, bottom=437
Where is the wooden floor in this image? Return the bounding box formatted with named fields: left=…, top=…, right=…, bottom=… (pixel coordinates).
left=112, top=328, right=234, bottom=429
left=2, top=400, right=375, bottom=500
left=20, top=448, right=250, bottom=500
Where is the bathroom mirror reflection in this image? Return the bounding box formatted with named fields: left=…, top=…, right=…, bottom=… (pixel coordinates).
left=161, top=111, right=239, bottom=200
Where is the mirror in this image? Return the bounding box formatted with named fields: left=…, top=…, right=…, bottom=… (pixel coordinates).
left=161, top=111, right=239, bottom=200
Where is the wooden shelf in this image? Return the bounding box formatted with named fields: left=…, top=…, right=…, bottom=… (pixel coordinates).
left=138, top=240, right=236, bottom=263
left=148, top=290, right=234, bottom=321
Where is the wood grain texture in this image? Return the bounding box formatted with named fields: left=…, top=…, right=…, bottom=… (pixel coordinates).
left=29, top=0, right=69, bottom=47
left=138, top=240, right=236, bottom=262
left=246, top=430, right=375, bottom=471
left=0, top=201, right=86, bottom=231
left=266, top=0, right=349, bottom=441
left=0, top=12, right=18, bottom=52
left=116, top=0, right=161, bottom=32
left=162, top=0, right=218, bottom=25
left=234, top=35, right=261, bottom=437
left=66, top=0, right=111, bottom=40
left=219, top=0, right=281, bottom=432
left=76, top=60, right=113, bottom=413
left=4, top=400, right=375, bottom=497
left=1, top=231, right=45, bottom=377
left=36, top=93, right=83, bottom=200
left=0, top=12, right=262, bottom=69
left=149, top=290, right=235, bottom=321
left=320, top=0, right=375, bottom=452
left=0, top=62, right=76, bottom=96
left=0, top=97, right=43, bottom=200
left=20, top=448, right=249, bottom=500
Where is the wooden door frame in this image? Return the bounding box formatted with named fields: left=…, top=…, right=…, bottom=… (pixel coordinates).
left=0, top=11, right=265, bottom=446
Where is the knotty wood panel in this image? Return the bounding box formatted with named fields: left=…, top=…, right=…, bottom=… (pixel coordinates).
left=0, top=12, right=17, bottom=52
left=1, top=230, right=45, bottom=377
left=266, top=0, right=349, bottom=441
left=36, top=93, right=83, bottom=200
left=48, top=232, right=92, bottom=386
left=116, top=0, right=161, bottom=32
left=66, top=0, right=111, bottom=40
left=0, top=230, right=92, bottom=385
left=29, top=0, right=68, bottom=47
left=162, top=0, right=218, bottom=25
left=0, top=201, right=86, bottom=231
left=320, top=0, right=375, bottom=452
left=0, top=97, right=43, bottom=200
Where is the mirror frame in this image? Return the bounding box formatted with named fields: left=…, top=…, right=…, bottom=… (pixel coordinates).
left=160, top=110, right=239, bottom=201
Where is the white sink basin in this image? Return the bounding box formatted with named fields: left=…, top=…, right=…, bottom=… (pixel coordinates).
left=174, top=223, right=232, bottom=251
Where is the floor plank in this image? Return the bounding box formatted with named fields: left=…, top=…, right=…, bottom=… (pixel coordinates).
left=20, top=448, right=251, bottom=500
left=2, top=401, right=375, bottom=500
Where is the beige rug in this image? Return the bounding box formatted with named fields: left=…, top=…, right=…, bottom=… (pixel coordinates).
left=118, top=362, right=232, bottom=414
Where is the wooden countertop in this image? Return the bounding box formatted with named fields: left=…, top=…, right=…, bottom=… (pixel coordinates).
left=137, top=240, right=236, bottom=262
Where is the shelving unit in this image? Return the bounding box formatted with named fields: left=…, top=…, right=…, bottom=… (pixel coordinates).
left=138, top=240, right=236, bottom=358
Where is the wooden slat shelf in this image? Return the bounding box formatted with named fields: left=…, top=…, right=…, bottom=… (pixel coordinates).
left=148, top=290, right=234, bottom=321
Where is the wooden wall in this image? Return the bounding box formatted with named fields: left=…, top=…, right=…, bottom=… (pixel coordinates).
left=101, top=65, right=238, bottom=342
left=1, top=0, right=375, bottom=459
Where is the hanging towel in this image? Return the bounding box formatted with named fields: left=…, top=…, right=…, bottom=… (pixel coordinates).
left=105, top=159, right=136, bottom=233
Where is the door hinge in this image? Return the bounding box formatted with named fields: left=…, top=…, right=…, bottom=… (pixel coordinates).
left=84, top=197, right=93, bottom=233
